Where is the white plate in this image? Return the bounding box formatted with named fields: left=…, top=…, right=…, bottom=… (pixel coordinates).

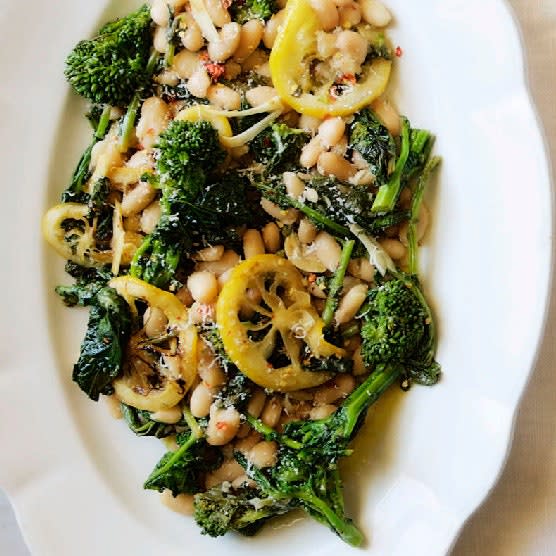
left=0, top=0, right=552, bottom=554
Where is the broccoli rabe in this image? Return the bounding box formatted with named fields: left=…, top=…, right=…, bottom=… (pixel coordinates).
left=230, top=0, right=278, bottom=24
left=65, top=4, right=153, bottom=107
left=121, top=403, right=187, bottom=438
left=72, top=287, right=132, bottom=401
left=194, top=485, right=293, bottom=537
left=55, top=262, right=112, bottom=307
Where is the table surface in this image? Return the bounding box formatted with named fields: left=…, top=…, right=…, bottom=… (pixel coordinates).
left=2, top=1, right=555, bottom=554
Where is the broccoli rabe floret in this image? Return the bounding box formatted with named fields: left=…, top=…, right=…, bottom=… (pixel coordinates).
left=65, top=5, right=153, bottom=106
left=194, top=485, right=293, bottom=537
left=230, top=0, right=278, bottom=24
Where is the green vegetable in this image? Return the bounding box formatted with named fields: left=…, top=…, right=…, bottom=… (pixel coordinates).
left=72, top=287, right=132, bottom=401
left=144, top=409, right=222, bottom=495
left=230, top=0, right=278, bottom=24
left=238, top=364, right=402, bottom=546
left=55, top=262, right=112, bottom=307
left=194, top=485, right=293, bottom=537
left=121, top=403, right=186, bottom=438
left=64, top=5, right=153, bottom=106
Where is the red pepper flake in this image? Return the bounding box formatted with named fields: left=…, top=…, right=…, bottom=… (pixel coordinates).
left=307, top=273, right=317, bottom=284
left=216, top=422, right=227, bottom=430
left=221, top=0, right=233, bottom=8
left=395, top=46, right=403, bottom=57
left=199, top=52, right=226, bottom=82
left=340, top=73, right=356, bottom=85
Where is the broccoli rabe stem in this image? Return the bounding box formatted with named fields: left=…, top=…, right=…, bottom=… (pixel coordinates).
left=407, top=156, right=441, bottom=275
left=322, top=239, right=355, bottom=327
left=119, top=50, right=160, bottom=152
left=371, top=118, right=411, bottom=213
left=245, top=414, right=302, bottom=450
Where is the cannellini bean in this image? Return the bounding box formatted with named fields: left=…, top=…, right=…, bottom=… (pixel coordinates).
left=176, top=286, right=194, bottom=307
left=208, top=22, right=241, bottom=62
left=121, top=181, right=157, bottom=217
left=224, top=60, right=242, bottom=80
left=246, top=85, right=278, bottom=107
left=234, top=19, right=264, bottom=62
left=193, top=245, right=225, bottom=262
left=151, top=0, right=171, bottom=26
left=398, top=187, right=413, bottom=209
left=338, top=2, right=361, bottom=27
left=205, top=0, right=231, bottom=27
left=141, top=201, right=161, bottom=234
left=372, top=98, right=401, bottom=136
left=284, top=172, right=305, bottom=198
left=318, top=117, right=345, bottom=148
left=261, top=396, right=282, bottom=428
left=124, top=214, right=142, bottom=234
left=241, top=48, right=268, bottom=72
left=317, top=152, right=357, bottom=181
left=313, top=231, right=342, bottom=271
left=126, top=149, right=154, bottom=169
left=335, top=284, right=369, bottom=325
left=336, top=30, right=368, bottom=66
left=136, top=97, right=170, bottom=149
left=310, top=404, right=337, bottom=420
left=243, top=229, right=265, bottom=259
left=316, top=31, right=337, bottom=59
left=161, top=490, right=194, bottom=515
left=153, top=25, right=169, bottom=53
left=260, top=198, right=299, bottom=225
left=399, top=204, right=430, bottom=245
left=197, top=249, right=240, bottom=276
left=231, top=475, right=257, bottom=489
left=188, top=301, right=216, bottom=324
left=181, top=14, right=204, bottom=51
left=379, top=238, right=407, bottom=260
left=348, top=257, right=375, bottom=282
left=187, top=271, right=219, bottom=304
left=235, top=432, right=263, bottom=454
left=156, top=70, right=179, bottom=87
left=262, top=222, right=281, bottom=253
left=206, top=459, right=244, bottom=488
left=190, top=382, right=214, bottom=418
left=247, top=389, right=267, bottom=418
left=352, top=345, right=367, bottom=375
left=207, top=84, right=242, bottom=110
left=187, top=66, right=211, bottom=98
left=172, top=49, right=200, bottom=79
left=198, top=345, right=226, bottom=387
left=299, top=114, right=323, bottom=134
left=298, top=218, right=318, bottom=244
left=248, top=441, right=278, bottom=468
left=151, top=405, right=183, bottom=424
left=359, top=0, right=392, bottom=27
left=300, top=136, right=325, bottom=168
left=143, top=306, right=168, bottom=338
left=206, top=405, right=241, bottom=446
left=350, top=169, right=374, bottom=186
left=309, top=0, right=339, bottom=30
left=263, top=9, right=286, bottom=49
left=315, top=375, right=356, bottom=405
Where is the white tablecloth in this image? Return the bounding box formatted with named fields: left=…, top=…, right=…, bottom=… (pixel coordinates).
left=1, top=1, right=555, bottom=554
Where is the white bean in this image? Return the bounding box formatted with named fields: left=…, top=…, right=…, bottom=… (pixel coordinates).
left=224, top=60, right=242, bottom=80
left=336, top=30, right=368, bottom=66
left=205, top=0, right=231, bottom=27
left=160, top=490, right=194, bottom=515
left=309, top=0, right=339, bottom=30
left=198, top=345, right=226, bottom=387
left=261, top=397, right=282, bottom=428
left=352, top=345, right=368, bottom=375
left=140, top=201, right=161, bottom=234
left=399, top=204, right=430, bottom=245
left=206, top=405, right=241, bottom=446
left=348, top=257, right=375, bottom=282
left=300, top=136, right=325, bottom=168
left=316, top=31, right=337, bottom=59
left=187, top=271, right=219, bottom=304
left=188, top=302, right=216, bottom=325
left=263, top=9, right=286, bottom=49
left=181, top=14, right=204, bottom=51
left=284, top=172, right=305, bottom=198
left=317, top=151, right=357, bottom=181
left=193, top=245, right=225, bottom=262
left=234, top=19, right=264, bottom=62
left=260, top=198, right=299, bottom=225
left=247, top=389, right=267, bottom=418
left=208, top=22, right=241, bottom=62
left=187, top=66, right=211, bottom=98
left=153, top=25, right=169, bottom=53
left=124, top=214, right=142, bottom=233
left=205, top=459, right=244, bottom=488
left=359, top=0, right=392, bottom=27
left=172, top=50, right=200, bottom=79
left=298, top=218, right=318, bottom=244
left=151, top=405, right=183, bottom=424
left=315, top=375, right=356, bottom=405
left=207, top=84, right=242, bottom=110
left=372, top=98, right=401, bottom=136
left=245, top=85, right=278, bottom=107
left=143, top=306, right=168, bottom=338
left=241, top=48, right=269, bottom=72
left=261, top=222, right=281, bottom=253
left=313, top=231, right=342, bottom=271
left=121, top=181, right=157, bottom=217
left=243, top=229, right=265, bottom=259
left=190, top=382, right=214, bottom=418
left=317, top=117, right=345, bottom=148
left=310, top=404, right=337, bottom=420
left=334, top=284, right=369, bottom=325
left=248, top=441, right=278, bottom=468
left=151, top=0, right=171, bottom=26
left=197, top=249, right=241, bottom=276
left=338, top=2, right=361, bottom=27
left=379, top=238, right=407, bottom=260
left=299, top=114, right=323, bottom=134
left=136, top=97, right=170, bottom=149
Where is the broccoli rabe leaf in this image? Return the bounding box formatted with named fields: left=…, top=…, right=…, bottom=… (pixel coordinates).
left=121, top=403, right=186, bottom=438
left=55, top=262, right=113, bottom=307
left=72, top=287, right=132, bottom=401
left=230, top=0, right=278, bottom=24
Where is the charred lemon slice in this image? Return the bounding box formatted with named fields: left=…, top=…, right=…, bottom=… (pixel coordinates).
left=216, top=255, right=345, bottom=392
left=109, top=276, right=198, bottom=411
